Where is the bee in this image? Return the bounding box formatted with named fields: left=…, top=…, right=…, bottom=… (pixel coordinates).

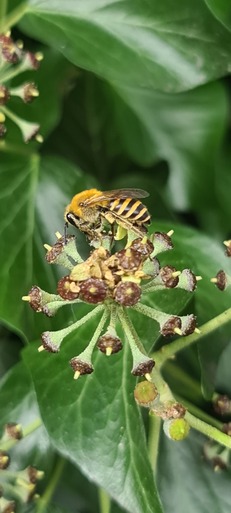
left=64, top=188, right=150, bottom=241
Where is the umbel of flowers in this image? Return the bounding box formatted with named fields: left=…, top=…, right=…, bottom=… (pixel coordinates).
left=0, top=32, right=43, bottom=142
left=23, top=225, right=200, bottom=375
left=23, top=224, right=201, bottom=440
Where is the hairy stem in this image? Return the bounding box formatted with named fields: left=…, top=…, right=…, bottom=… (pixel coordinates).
left=185, top=411, right=231, bottom=449
left=148, top=415, right=161, bottom=475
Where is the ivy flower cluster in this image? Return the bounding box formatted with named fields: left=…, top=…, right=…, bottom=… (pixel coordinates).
left=23, top=228, right=200, bottom=385
left=0, top=423, right=44, bottom=511
left=0, top=32, right=43, bottom=142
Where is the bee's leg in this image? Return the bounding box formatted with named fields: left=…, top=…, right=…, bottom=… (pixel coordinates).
left=64, top=222, right=68, bottom=244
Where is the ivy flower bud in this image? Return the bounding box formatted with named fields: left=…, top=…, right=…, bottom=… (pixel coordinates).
left=45, top=234, right=76, bottom=269
left=22, top=286, right=62, bottom=317
left=177, top=269, right=197, bottom=292
left=17, top=466, right=44, bottom=485
left=160, top=315, right=182, bottom=336
left=0, top=86, right=10, bottom=105
left=57, top=276, right=80, bottom=300
left=10, top=82, right=39, bottom=103
left=134, top=381, right=158, bottom=407
left=0, top=451, right=10, bottom=469
left=130, top=237, right=154, bottom=258
left=79, top=278, right=108, bottom=304
left=2, top=422, right=22, bottom=441
left=151, top=231, right=173, bottom=257
left=159, top=265, right=179, bottom=288
left=131, top=357, right=155, bottom=377
left=213, top=394, right=231, bottom=416
left=0, top=34, right=20, bottom=63
left=0, top=123, right=6, bottom=138
left=115, top=248, right=142, bottom=271
left=224, top=239, right=231, bottom=257
left=97, top=330, right=123, bottom=355
left=114, top=281, right=141, bottom=306
left=163, top=418, right=190, bottom=441
left=211, top=270, right=229, bottom=291
left=22, top=51, right=43, bottom=70
left=180, top=314, right=197, bottom=335
left=69, top=357, right=94, bottom=379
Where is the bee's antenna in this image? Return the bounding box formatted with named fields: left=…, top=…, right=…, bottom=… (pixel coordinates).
left=64, top=222, right=68, bottom=244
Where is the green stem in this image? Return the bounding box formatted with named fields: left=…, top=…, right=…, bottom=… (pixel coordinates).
left=147, top=414, right=161, bottom=475
left=36, top=456, right=66, bottom=513
left=0, top=0, right=8, bottom=31
left=119, top=307, right=146, bottom=353
left=0, top=417, right=42, bottom=451
left=154, top=307, right=231, bottom=367
left=98, top=488, right=111, bottom=513
left=175, top=396, right=222, bottom=430
left=185, top=411, right=231, bottom=449
left=0, top=2, right=28, bottom=33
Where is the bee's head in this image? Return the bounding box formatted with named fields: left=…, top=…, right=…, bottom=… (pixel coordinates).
left=64, top=210, right=80, bottom=227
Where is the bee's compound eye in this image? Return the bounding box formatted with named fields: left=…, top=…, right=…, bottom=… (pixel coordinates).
left=66, top=212, right=79, bottom=227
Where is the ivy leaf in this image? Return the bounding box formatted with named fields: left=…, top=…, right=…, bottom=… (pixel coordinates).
left=205, top=0, right=231, bottom=32
left=20, top=0, right=231, bottom=93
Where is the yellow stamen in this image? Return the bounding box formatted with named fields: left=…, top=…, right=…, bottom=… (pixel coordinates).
left=196, top=276, right=202, bottom=281
left=106, top=347, right=113, bottom=356
left=55, top=231, right=62, bottom=239
left=35, top=134, right=43, bottom=143
left=174, top=327, right=183, bottom=336
left=0, top=91, right=5, bottom=98
left=74, top=371, right=81, bottom=380
left=38, top=345, right=45, bottom=352
left=35, top=52, right=44, bottom=61
left=167, top=229, right=174, bottom=237
left=44, top=243, right=52, bottom=251
left=224, top=240, right=231, bottom=247
left=172, top=271, right=181, bottom=278
left=22, top=295, right=30, bottom=301
left=145, top=373, right=152, bottom=382
left=194, top=328, right=201, bottom=334
left=210, top=277, right=218, bottom=283
left=16, top=39, right=24, bottom=49
left=0, top=112, right=6, bottom=123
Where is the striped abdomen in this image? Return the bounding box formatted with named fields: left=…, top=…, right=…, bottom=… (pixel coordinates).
left=109, top=198, right=150, bottom=224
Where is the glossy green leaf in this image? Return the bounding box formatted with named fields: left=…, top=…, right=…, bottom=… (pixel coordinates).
left=19, top=0, right=231, bottom=93
left=112, top=81, right=228, bottom=218
left=205, top=0, right=231, bottom=31
left=22, top=328, right=163, bottom=513
left=0, top=152, right=92, bottom=339
left=158, top=430, right=231, bottom=513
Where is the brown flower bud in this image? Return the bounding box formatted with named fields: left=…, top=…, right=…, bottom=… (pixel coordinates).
left=4, top=422, right=22, bottom=440
left=213, top=394, right=231, bottom=416
left=0, top=34, right=20, bottom=63
left=161, top=316, right=181, bottom=336
left=23, top=51, right=43, bottom=70
left=0, top=123, right=6, bottom=138
left=116, top=248, right=142, bottom=271
left=130, top=238, right=154, bottom=258
left=213, top=270, right=227, bottom=291
left=0, top=85, right=10, bottom=105
left=45, top=235, right=74, bottom=263
left=57, top=276, right=80, bottom=300
left=69, top=357, right=94, bottom=377
left=79, top=278, right=107, bottom=304
left=134, top=381, right=158, bottom=407
left=114, top=281, right=141, bottom=306
left=132, top=358, right=155, bottom=376
left=22, top=82, right=39, bottom=103
left=152, top=232, right=173, bottom=255
left=0, top=450, right=10, bottom=469
left=181, top=314, right=197, bottom=335
left=40, top=331, right=60, bottom=353
left=224, top=240, right=231, bottom=257
left=97, top=333, right=123, bottom=355
left=160, top=265, right=179, bottom=288
left=178, top=269, right=197, bottom=292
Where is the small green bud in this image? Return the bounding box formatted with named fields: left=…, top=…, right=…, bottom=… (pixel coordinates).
left=163, top=418, right=190, bottom=441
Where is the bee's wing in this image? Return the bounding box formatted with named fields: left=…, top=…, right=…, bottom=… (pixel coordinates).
left=84, top=188, right=149, bottom=206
